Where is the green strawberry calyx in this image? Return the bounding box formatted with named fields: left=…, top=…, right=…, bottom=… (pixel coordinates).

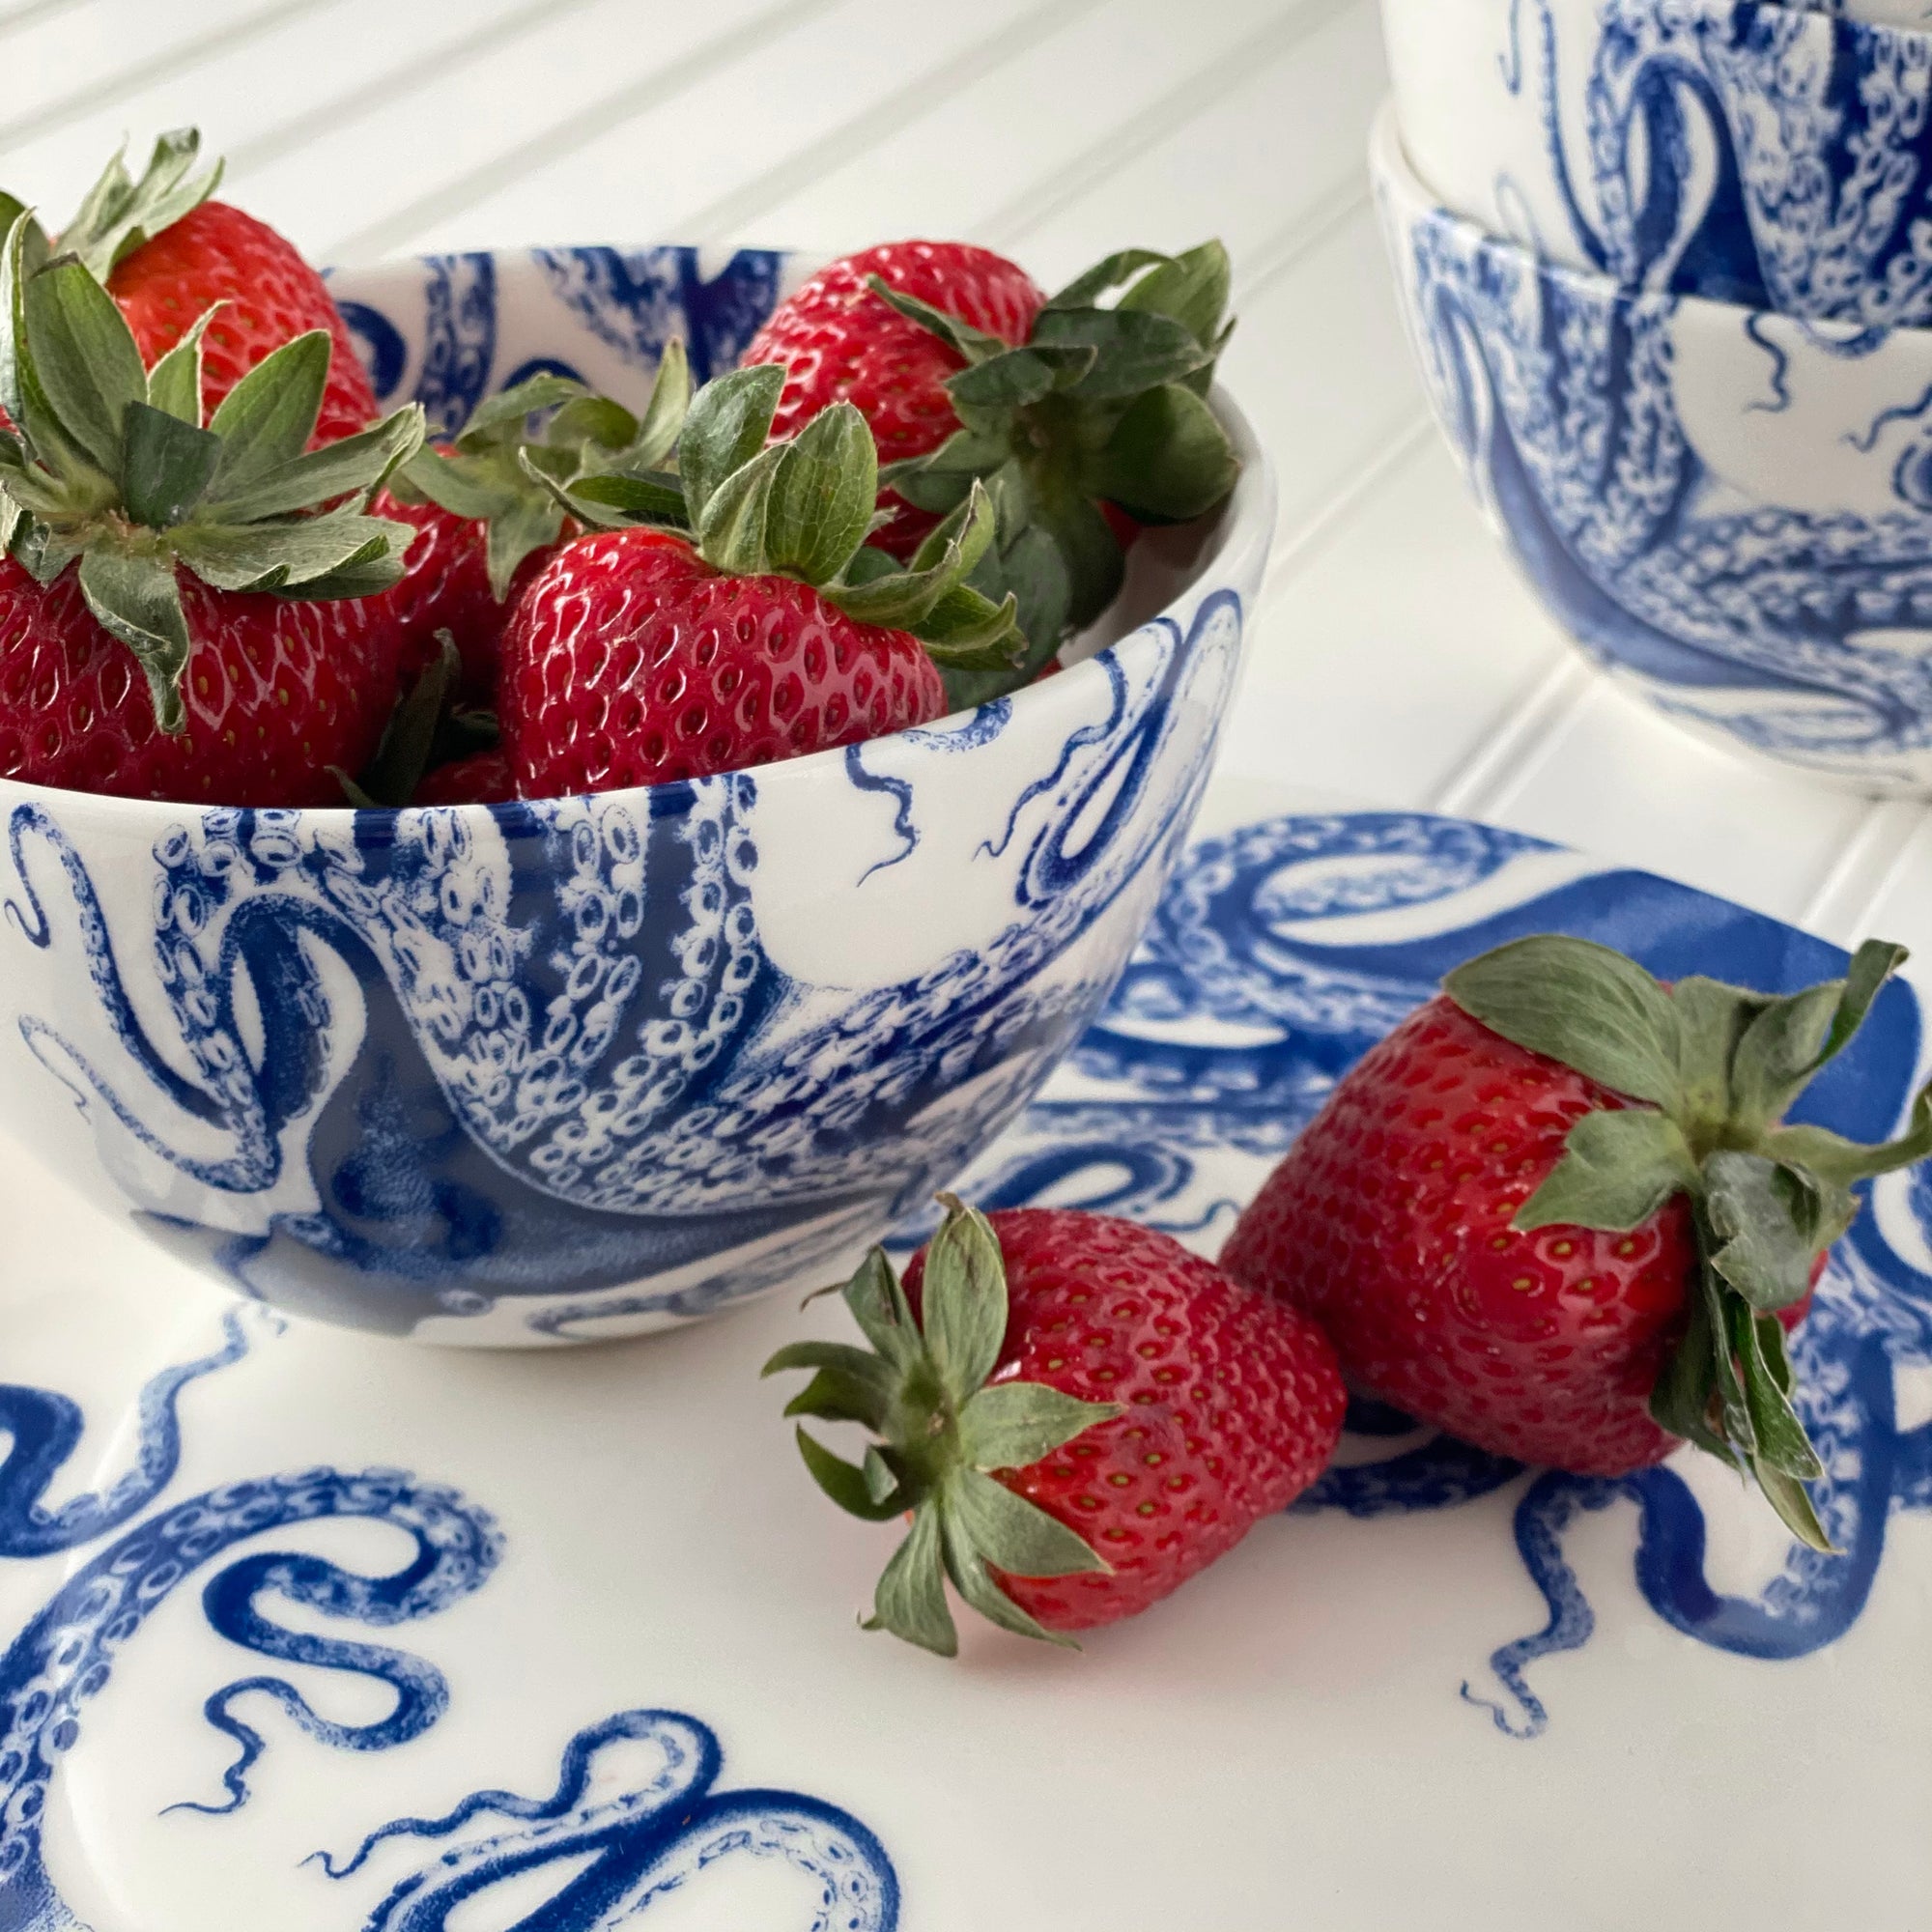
left=762, top=1195, right=1122, bottom=1659
left=391, top=346, right=695, bottom=599
left=0, top=128, right=223, bottom=286
left=874, top=241, right=1241, bottom=639
left=334, top=631, right=498, bottom=809
left=1444, top=933, right=1932, bottom=1552
left=0, top=210, right=424, bottom=736
left=528, top=361, right=1023, bottom=678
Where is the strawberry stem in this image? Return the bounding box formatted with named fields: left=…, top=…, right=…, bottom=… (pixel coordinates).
left=1444, top=933, right=1929, bottom=1548
left=763, top=1198, right=1121, bottom=1657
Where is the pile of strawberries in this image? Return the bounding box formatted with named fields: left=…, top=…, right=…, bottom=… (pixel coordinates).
left=772, top=933, right=1932, bottom=1656
left=0, top=130, right=1240, bottom=810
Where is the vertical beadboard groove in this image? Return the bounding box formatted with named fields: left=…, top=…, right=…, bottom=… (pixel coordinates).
left=317, top=0, right=850, bottom=261
left=0, top=0, right=338, bottom=153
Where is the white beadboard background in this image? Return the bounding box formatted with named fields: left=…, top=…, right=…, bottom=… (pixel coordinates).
left=6, top=0, right=1928, bottom=957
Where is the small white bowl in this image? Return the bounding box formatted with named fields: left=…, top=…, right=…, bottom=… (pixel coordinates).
left=1382, top=0, right=1932, bottom=324
left=0, top=245, right=1274, bottom=1347
left=1373, top=100, right=1932, bottom=792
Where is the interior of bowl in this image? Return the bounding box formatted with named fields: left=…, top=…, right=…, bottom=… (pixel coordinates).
left=325, top=244, right=1272, bottom=718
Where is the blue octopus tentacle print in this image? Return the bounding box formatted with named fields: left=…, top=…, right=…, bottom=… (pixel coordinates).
left=166, top=1505, right=498, bottom=1819
left=0, top=1467, right=501, bottom=1931
left=929, top=810, right=1932, bottom=1732
left=1506, top=0, right=1932, bottom=324
left=533, top=245, right=789, bottom=384
left=309, top=1710, right=898, bottom=1930
left=0, top=1317, right=901, bottom=1927
left=0, top=1310, right=250, bottom=1558
left=1395, top=180, right=1932, bottom=777
left=4, top=584, right=1237, bottom=1338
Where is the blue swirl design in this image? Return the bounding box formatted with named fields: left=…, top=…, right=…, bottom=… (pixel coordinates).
left=333, top=299, right=409, bottom=406
left=927, top=810, right=1932, bottom=1733
left=1741, top=311, right=1790, bottom=413
left=308, top=1709, right=897, bottom=1930
left=1392, top=181, right=1932, bottom=779
left=1517, top=0, right=1932, bottom=324
left=165, top=1520, right=484, bottom=1819
left=412, top=253, right=497, bottom=440
left=6, top=587, right=1235, bottom=1339
left=841, top=744, right=918, bottom=882
left=0, top=1309, right=250, bottom=1557
left=0, top=1342, right=898, bottom=1925
left=532, top=246, right=787, bottom=384
left=0, top=1464, right=501, bottom=1931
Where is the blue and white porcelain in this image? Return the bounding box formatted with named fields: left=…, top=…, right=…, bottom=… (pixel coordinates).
left=5, top=781, right=1928, bottom=1930
left=0, top=246, right=1271, bottom=1349
left=1384, top=0, right=1932, bottom=323
left=1790, top=0, right=1932, bottom=23
left=1375, top=102, right=1932, bottom=792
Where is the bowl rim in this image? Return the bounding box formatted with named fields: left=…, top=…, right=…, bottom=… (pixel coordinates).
left=0, top=243, right=1277, bottom=830
left=1380, top=0, right=1932, bottom=64
left=1368, top=95, right=1932, bottom=339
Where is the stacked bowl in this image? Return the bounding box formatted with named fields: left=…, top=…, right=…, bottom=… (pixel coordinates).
left=1375, top=0, right=1932, bottom=792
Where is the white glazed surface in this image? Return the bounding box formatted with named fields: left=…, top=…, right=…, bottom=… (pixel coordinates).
left=1789, top=0, right=1932, bottom=23
left=0, top=246, right=1273, bottom=1349
left=1383, top=0, right=1932, bottom=323
left=4, top=775, right=1931, bottom=1931
left=1374, top=102, right=1932, bottom=792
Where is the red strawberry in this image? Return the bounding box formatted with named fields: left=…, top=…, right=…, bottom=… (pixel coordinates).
left=1098, top=499, right=1143, bottom=554
left=1222, top=934, right=1932, bottom=1549
left=0, top=558, right=410, bottom=807
left=501, top=526, right=947, bottom=795
left=502, top=367, right=1022, bottom=798
left=378, top=362, right=685, bottom=701
left=766, top=1198, right=1345, bottom=1652
left=412, top=746, right=515, bottom=805
left=107, top=202, right=376, bottom=446
left=741, top=242, right=1043, bottom=559
left=0, top=225, right=423, bottom=805
left=740, top=239, right=1238, bottom=674
left=375, top=491, right=500, bottom=696
left=25, top=131, right=376, bottom=446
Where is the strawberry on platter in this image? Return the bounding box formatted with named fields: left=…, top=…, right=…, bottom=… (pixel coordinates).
left=0, top=212, right=423, bottom=805
left=765, top=1197, right=1345, bottom=1655
left=497, top=364, right=1022, bottom=798
left=740, top=239, right=1241, bottom=701
left=1222, top=933, right=1932, bottom=1550
left=3, top=128, right=378, bottom=445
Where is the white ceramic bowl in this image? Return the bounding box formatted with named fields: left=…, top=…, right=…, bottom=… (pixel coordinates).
left=0, top=245, right=1273, bottom=1347
left=1383, top=0, right=1932, bottom=323
left=1374, top=100, right=1932, bottom=791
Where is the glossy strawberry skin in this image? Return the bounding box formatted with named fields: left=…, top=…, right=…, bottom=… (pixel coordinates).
left=740, top=241, right=1043, bottom=559
left=499, top=527, right=948, bottom=798
left=411, top=747, right=516, bottom=806
left=1221, top=994, right=1723, bottom=1476
left=0, top=556, right=406, bottom=806
left=903, top=1208, right=1345, bottom=1633
left=375, top=491, right=551, bottom=703
left=107, top=201, right=378, bottom=444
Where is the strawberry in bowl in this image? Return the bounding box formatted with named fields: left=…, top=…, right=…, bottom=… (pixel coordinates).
left=0, top=142, right=1271, bottom=1346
